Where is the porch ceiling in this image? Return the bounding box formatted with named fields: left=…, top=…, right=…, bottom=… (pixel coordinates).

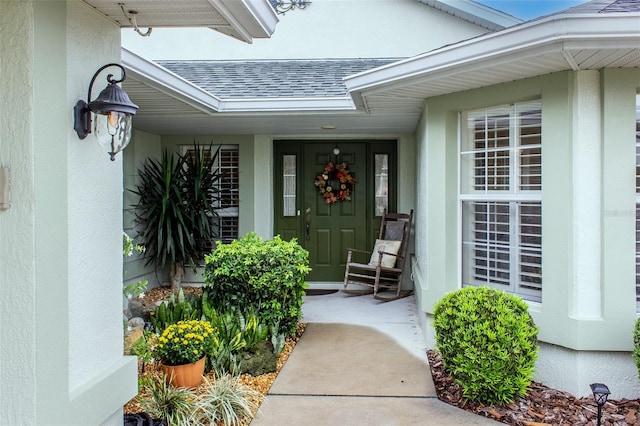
left=82, top=0, right=277, bottom=42
left=124, top=73, right=420, bottom=135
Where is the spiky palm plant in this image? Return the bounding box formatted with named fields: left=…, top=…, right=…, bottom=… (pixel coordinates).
left=132, top=144, right=221, bottom=290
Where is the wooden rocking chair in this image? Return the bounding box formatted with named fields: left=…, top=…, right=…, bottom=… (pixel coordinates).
left=342, top=210, right=413, bottom=301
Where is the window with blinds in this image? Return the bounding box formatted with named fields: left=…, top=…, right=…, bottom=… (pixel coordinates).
left=635, top=94, right=640, bottom=310
left=182, top=145, right=239, bottom=246
left=460, top=101, right=542, bottom=302
left=213, top=147, right=239, bottom=243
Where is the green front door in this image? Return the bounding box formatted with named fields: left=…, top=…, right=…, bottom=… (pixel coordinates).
left=274, top=140, right=396, bottom=282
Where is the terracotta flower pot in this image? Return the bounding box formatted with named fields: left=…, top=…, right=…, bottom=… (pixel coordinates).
left=160, top=356, right=206, bottom=388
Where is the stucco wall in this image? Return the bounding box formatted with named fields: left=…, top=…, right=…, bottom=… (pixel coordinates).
left=122, top=0, right=493, bottom=61
left=66, top=0, right=128, bottom=395
left=0, top=1, right=37, bottom=423
left=123, top=129, right=162, bottom=288
left=413, top=69, right=640, bottom=398
left=1, top=1, right=138, bottom=424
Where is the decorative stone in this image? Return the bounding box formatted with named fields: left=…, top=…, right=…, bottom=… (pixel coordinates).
left=239, top=341, right=277, bottom=376
left=128, top=298, right=144, bottom=318
left=128, top=317, right=145, bottom=329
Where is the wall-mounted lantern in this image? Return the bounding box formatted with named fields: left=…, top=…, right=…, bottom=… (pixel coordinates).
left=73, top=63, right=138, bottom=161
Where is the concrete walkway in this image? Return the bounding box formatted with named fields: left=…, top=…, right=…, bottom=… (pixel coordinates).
left=251, top=291, right=499, bottom=425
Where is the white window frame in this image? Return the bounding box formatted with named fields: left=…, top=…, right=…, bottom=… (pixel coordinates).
left=635, top=94, right=640, bottom=311
left=459, top=101, right=542, bottom=302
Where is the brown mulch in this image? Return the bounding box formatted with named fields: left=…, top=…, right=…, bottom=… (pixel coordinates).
left=124, top=286, right=305, bottom=425
left=141, top=285, right=204, bottom=304
left=427, top=350, right=640, bottom=426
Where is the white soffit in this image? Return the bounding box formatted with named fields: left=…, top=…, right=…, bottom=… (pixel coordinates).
left=345, top=14, right=640, bottom=112
left=122, top=49, right=223, bottom=115
left=81, top=0, right=277, bottom=42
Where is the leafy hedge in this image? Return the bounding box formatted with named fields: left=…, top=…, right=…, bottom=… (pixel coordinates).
left=203, top=233, right=310, bottom=337
left=433, top=286, right=539, bottom=405
left=633, top=317, right=640, bottom=378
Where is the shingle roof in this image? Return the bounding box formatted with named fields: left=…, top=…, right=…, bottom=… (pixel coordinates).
left=158, top=59, right=399, bottom=99
left=556, top=0, right=640, bottom=14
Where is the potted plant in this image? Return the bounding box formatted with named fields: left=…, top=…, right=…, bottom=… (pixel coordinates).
left=154, top=319, right=215, bottom=388
left=131, top=144, right=222, bottom=290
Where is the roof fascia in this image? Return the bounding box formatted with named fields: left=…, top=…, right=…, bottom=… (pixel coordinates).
left=208, top=0, right=278, bottom=42
left=345, top=13, right=640, bottom=94
left=221, top=97, right=356, bottom=112
left=122, top=48, right=223, bottom=114
left=417, top=0, right=522, bottom=30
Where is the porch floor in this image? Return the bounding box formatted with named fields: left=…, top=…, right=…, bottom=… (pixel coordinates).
left=250, top=291, right=499, bottom=425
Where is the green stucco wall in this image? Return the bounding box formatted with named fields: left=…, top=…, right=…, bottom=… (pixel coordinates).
left=414, top=69, right=640, bottom=352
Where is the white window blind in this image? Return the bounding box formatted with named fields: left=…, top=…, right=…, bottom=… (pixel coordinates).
left=460, top=101, right=542, bottom=302
left=182, top=145, right=239, bottom=246
left=375, top=154, right=389, bottom=216
left=213, top=147, right=239, bottom=243
left=283, top=155, right=297, bottom=217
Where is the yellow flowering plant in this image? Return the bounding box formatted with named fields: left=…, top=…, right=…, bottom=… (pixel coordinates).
left=153, top=320, right=216, bottom=366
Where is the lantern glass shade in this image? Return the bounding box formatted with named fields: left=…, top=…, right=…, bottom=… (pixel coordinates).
left=94, top=111, right=133, bottom=161
left=590, top=383, right=610, bottom=406
left=73, top=63, right=138, bottom=161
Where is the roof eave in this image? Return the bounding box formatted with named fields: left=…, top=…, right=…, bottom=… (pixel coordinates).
left=209, top=0, right=278, bottom=43
left=123, top=49, right=358, bottom=113
left=122, top=48, right=224, bottom=114
left=345, top=13, right=640, bottom=96
left=221, top=97, right=356, bottom=112
left=416, top=0, right=522, bottom=31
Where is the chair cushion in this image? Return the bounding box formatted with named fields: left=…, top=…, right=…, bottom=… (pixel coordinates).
left=369, top=239, right=402, bottom=268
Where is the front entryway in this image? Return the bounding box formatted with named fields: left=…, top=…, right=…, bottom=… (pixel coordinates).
left=274, top=140, right=397, bottom=282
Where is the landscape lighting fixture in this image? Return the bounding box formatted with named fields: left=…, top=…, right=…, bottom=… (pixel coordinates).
left=73, top=63, right=138, bottom=161
left=590, top=382, right=610, bottom=426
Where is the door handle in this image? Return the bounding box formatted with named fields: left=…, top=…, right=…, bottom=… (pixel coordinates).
left=305, top=207, right=311, bottom=241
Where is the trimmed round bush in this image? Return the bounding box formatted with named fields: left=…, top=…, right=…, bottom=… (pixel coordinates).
left=633, top=317, right=640, bottom=378
left=433, top=286, right=539, bottom=405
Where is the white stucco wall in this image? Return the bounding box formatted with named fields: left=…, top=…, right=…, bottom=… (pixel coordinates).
left=1, top=1, right=137, bottom=424
left=0, top=1, right=37, bottom=423
left=122, top=0, right=493, bottom=61
left=66, top=0, right=127, bottom=395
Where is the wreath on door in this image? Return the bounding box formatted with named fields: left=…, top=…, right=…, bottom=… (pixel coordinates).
left=314, top=161, right=357, bottom=204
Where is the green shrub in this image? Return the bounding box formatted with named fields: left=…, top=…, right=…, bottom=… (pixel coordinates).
left=203, top=233, right=310, bottom=337
left=433, top=286, right=539, bottom=405
left=131, top=330, right=155, bottom=373
left=633, top=317, right=640, bottom=377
